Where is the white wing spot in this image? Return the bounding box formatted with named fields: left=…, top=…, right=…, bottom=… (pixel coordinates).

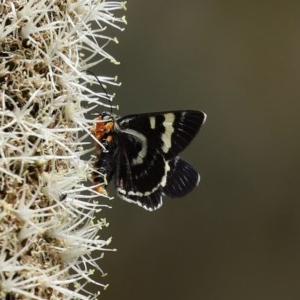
left=150, top=116, right=156, bottom=129
left=162, top=113, right=175, bottom=153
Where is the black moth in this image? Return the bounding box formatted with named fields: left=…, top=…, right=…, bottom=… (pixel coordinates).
left=92, top=110, right=206, bottom=211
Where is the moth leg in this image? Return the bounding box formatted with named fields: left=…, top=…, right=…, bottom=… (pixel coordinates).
left=93, top=150, right=114, bottom=195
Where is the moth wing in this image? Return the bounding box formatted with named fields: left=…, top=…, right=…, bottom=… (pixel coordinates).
left=113, top=131, right=165, bottom=211
left=112, top=110, right=206, bottom=210
left=163, top=157, right=200, bottom=198
left=117, top=110, right=206, bottom=160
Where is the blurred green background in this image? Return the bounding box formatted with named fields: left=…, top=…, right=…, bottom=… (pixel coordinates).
left=92, top=1, right=300, bottom=299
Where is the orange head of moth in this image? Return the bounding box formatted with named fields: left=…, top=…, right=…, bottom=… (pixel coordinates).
left=91, top=115, right=114, bottom=149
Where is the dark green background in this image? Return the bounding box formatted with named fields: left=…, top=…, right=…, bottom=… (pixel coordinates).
left=92, top=1, right=300, bottom=299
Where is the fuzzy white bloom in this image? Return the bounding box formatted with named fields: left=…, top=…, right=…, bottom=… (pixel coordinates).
left=0, top=0, right=126, bottom=299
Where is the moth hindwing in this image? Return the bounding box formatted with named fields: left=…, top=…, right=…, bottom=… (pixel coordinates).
left=92, top=110, right=206, bottom=211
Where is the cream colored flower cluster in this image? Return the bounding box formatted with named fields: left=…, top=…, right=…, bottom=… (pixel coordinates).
left=0, top=0, right=126, bottom=299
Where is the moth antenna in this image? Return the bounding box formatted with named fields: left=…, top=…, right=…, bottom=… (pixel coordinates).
left=84, top=70, right=113, bottom=116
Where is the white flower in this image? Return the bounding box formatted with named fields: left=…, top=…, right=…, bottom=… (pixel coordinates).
left=0, top=0, right=126, bottom=299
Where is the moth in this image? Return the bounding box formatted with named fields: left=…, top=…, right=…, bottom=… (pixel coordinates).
left=91, top=110, right=206, bottom=211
